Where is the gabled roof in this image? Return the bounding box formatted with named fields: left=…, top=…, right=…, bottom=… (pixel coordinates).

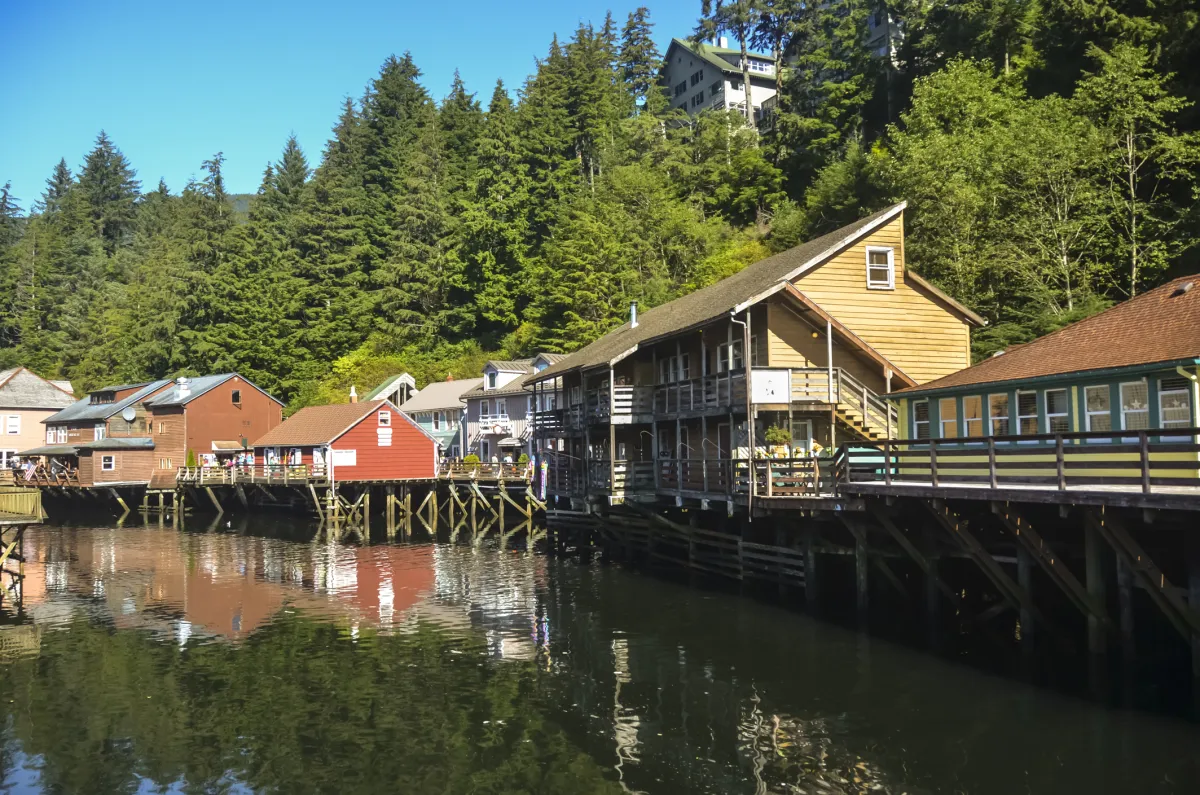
left=366, top=373, right=417, bottom=401
left=0, top=367, right=76, bottom=410
left=45, top=380, right=173, bottom=424
left=144, top=373, right=282, bottom=408
left=533, top=204, right=980, bottom=382
left=663, top=38, right=775, bottom=79
left=397, top=378, right=482, bottom=413
left=252, top=401, right=382, bottom=447
left=898, top=275, right=1200, bottom=395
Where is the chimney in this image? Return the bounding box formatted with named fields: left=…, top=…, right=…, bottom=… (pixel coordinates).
left=349, top=385, right=358, bottom=404
left=176, top=376, right=190, bottom=399
left=718, top=36, right=728, bottom=48
left=445, top=373, right=455, bottom=382
left=630, top=301, right=639, bottom=328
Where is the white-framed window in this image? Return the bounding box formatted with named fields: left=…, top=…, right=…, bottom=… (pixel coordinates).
left=1084, top=385, right=1111, bottom=432
left=0, top=450, right=16, bottom=469
left=1119, top=381, right=1149, bottom=430
left=1158, top=376, right=1192, bottom=430
left=4, top=415, right=18, bottom=435
left=659, top=354, right=693, bottom=384
left=94, top=423, right=106, bottom=441
left=45, top=428, right=54, bottom=445
left=938, top=397, right=957, bottom=438
left=160, top=457, right=172, bottom=469
left=866, top=246, right=895, bottom=290
left=486, top=371, right=497, bottom=390
left=1016, top=390, right=1038, bottom=436
left=912, top=399, right=930, bottom=439
left=717, top=338, right=756, bottom=373
left=963, top=396, right=984, bottom=437
left=432, top=411, right=441, bottom=431
left=1045, top=389, right=1069, bottom=434
left=569, top=386, right=582, bottom=405
left=480, top=399, right=490, bottom=418
left=101, top=455, right=115, bottom=471
left=481, top=440, right=490, bottom=460
left=988, top=393, right=1010, bottom=436
left=231, top=389, right=241, bottom=405
left=495, top=398, right=507, bottom=418
left=56, top=427, right=67, bottom=444
left=378, top=410, right=390, bottom=426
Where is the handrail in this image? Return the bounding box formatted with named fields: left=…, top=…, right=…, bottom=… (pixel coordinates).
left=839, top=427, right=1200, bottom=496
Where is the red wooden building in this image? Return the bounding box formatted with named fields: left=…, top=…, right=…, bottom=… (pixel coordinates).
left=251, top=400, right=437, bottom=482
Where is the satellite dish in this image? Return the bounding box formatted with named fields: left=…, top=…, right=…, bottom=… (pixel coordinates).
left=121, top=406, right=137, bottom=422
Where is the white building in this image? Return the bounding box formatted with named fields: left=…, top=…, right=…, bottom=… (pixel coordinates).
left=661, top=37, right=777, bottom=124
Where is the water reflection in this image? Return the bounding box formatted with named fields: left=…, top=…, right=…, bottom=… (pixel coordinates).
left=0, top=524, right=1197, bottom=794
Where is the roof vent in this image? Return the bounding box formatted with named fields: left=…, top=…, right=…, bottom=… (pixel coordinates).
left=718, top=36, right=728, bottom=48
left=1171, top=281, right=1194, bottom=297
left=446, top=373, right=455, bottom=381
left=349, top=385, right=358, bottom=404
left=176, top=377, right=190, bottom=398
left=630, top=301, right=639, bottom=329
left=992, top=350, right=1006, bottom=358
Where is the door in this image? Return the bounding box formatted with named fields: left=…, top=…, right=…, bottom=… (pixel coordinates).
left=791, top=420, right=813, bottom=456
left=715, top=423, right=731, bottom=490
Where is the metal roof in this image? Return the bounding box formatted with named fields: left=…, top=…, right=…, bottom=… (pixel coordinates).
left=485, top=359, right=534, bottom=373
left=144, top=373, right=282, bottom=407
left=44, top=379, right=173, bottom=424
left=81, top=437, right=155, bottom=451
left=366, top=373, right=417, bottom=401
left=0, top=368, right=76, bottom=410
left=397, top=378, right=482, bottom=413
left=16, top=444, right=81, bottom=456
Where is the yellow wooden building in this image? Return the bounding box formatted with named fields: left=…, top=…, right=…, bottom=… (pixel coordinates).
left=528, top=202, right=985, bottom=506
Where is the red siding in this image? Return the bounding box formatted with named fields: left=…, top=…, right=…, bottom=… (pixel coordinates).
left=183, top=377, right=283, bottom=459
left=330, top=404, right=435, bottom=481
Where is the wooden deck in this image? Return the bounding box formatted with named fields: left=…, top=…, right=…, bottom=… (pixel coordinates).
left=0, top=488, right=41, bottom=525
left=174, top=462, right=535, bottom=489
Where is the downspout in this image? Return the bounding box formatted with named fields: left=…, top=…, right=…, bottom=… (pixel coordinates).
left=730, top=309, right=754, bottom=517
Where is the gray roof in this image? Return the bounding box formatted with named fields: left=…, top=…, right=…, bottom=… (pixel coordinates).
left=465, top=353, right=567, bottom=399
left=398, top=378, right=483, bottom=413
left=16, top=444, right=81, bottom=457
left=145, top=373, right=280, bottom=407
left=664, top=38, right=776, bottom=79
left=0, top=368, right=76, bottom=410
left=45, top=379, right=173, bottom=424
left=532, top=205, right=918, bottom=382
left=366, top=373, right=417, bottom=401
left=485, top=359, right=534, bottom=373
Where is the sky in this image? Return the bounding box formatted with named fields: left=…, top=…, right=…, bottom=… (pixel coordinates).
left=1, top=0, right=698, bottom=212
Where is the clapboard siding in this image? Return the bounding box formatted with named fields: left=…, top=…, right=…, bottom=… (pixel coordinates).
left=793, top=216, right=972, bottom=384
left=766, top=301, right=885, bottom=391
left=331, top=403, right=436, bottom=481
left=84, top=449, right=155, bottom=486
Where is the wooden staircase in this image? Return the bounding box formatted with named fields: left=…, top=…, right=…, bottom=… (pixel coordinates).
left=832, top=369, right=897, bottom=443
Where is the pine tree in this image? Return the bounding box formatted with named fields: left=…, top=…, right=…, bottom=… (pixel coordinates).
left=619, top=7, right=662, bottom=107
left=77, top=131, right=141, bottom=252
left=517, top=37, right=578, bottom=241
left=696, top=0, right=764, bottom=123
left=438, top=71, right=484, bottom=192
left=37, top=159, right=74, bottom=216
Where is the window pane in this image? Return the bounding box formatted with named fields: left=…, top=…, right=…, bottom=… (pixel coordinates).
left=913, top=401, right=929, bottom=422
left=989, top=394, right=1009, bottom=436
left=963, top=396, right=984, bottom=437
left=1160, top=388, right=1191, bottom=428
left=1017, top=391, right=1037, bottom=416
left=1120, top=382, right=1149, bottom=430
left=939, top=398, right=957, bottom=438
left=1085, top=386, right=1109, bottom=413
left=1045, top=389, right=1068, bottom=416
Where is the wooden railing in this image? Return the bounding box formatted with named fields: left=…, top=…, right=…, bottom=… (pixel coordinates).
left=11, top=467, right=81, bottom=488
left=177, top=465, right=328, bottom=485
left=0, top=487, right=41, bottom=520
left=585, top=459, right=656, bottom=492
left=439, top=462, right=532, bottom=481
left=654, top=373, right=747, bottom=414
left=785, top=368, right=898, bottom=436
left=839, top=427, right=1200, bottom=495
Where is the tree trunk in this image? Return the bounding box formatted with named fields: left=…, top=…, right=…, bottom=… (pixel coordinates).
left=739, top=31, right=753, bottom=125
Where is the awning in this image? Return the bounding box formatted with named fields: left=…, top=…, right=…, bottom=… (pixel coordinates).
left=211, top=440, right=246, bottom=451
left=497, top=437, right=524, bottom=447
left=16, top=444, right=80, bottom=457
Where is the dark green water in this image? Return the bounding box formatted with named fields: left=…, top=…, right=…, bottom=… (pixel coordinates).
left=0, top=522, right=1198, bottom=794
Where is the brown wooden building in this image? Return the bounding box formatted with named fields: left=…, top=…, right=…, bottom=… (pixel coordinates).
left=527, top=202, right=985, bottom=508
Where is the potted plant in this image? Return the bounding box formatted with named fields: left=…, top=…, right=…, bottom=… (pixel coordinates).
left=762, top=425, right=791, bottom=458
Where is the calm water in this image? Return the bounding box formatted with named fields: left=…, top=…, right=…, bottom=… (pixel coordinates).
left=0, top=521, right=1197, bottom=794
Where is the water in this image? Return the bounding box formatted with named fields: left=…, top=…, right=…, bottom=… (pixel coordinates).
left=0, top=521, right=1198, bottom=794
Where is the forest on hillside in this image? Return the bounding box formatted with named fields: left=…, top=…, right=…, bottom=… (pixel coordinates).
left=1, top=1, right=1197, bottom=408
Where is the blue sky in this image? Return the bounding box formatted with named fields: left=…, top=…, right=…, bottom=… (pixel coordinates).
left=1, top=0, right=697, bottom=211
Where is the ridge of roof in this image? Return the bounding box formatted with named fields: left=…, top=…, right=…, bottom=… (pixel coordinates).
left=44, top=379, right=173, bottom=424
left=666, top=38, right=775, bottom=75
left=897, top=274, right=1200, bottom=394
left=252, top=401, right=381, bottom=448
left=397, top=378, right=483, bottom=413
left=0, top=367, right=78, bottom=409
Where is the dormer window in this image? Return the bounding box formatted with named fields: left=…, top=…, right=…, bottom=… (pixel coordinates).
left=378, top=411, right=391, bottom=427
left=866, top=247, right=895, bottom=290
left=231, top=389, right=241, bottom=405
left=487, top=371, right=497, bottom=389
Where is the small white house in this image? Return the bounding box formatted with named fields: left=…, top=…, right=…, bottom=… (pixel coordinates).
left=661, top=37, right=777, bottom=122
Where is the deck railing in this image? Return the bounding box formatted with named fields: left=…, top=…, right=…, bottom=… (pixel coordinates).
left=0, top=487, right=41, bottom=519
left=653, top=373, right=747, bottom=414
left=439, top=462, right=532, bottom=481
left=11, top=467, right=81, bottom=488
left=783, top=368, right=897, bottom=436
left=839, top=427, right=1200, bottom=495
left=177, top=464, right=328, bottom=485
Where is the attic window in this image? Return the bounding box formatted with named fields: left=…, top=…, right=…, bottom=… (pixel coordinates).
left=487, top=372, right=497, bottom=389
left=866, top=247, right=895, bottom=290
left=231, top=389, right=241, bottom=405
left=378, top=411, right=391, bottom=426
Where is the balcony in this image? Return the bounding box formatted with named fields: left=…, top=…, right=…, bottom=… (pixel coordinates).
left=587, top=385, right=654, bottom=422
left=548, top=456, right=839, bottom=499
left=653, top=372, right=747, bottom=414
left=478, top=413, right=512, bottom=435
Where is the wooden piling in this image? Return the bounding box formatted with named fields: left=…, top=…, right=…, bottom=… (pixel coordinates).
left=1085, top=519, right=1106, bottom=657
left=1116, top=556, right=1135, bottom=665
left=854, top=522, right=869, bottom=621
left=1018, top=544, right=1034, bottom=655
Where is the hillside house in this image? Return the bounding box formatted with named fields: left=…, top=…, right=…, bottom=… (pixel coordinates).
left=396, top=376, right=482, bottom=459
left=0, top=368, right=75, bottom=474
left=661, top=38, right=777, bottom=124
left=527, top=202, right=985, bottom=506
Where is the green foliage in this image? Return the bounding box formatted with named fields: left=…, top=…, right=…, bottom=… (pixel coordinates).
left=463, top=453, right=481, bottom=464
left=763, top=425, right=791, bottom=446
left=185, top=449, right=196, bottom=468
left=517, top=452, right=529, bottom=465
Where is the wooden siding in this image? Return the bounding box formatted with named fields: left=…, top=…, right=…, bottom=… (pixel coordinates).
left=149, top=407, right=187, bottom=488
left=792, top=215, right=971, bottom=384
left=765, top=300, right=885, bottom=392
left=182, top=377, right=283, bottom=459
left=331, top=404, right=436, bottom=481
left=0, top=409, right=60, bottom=457
left=81, top=449, right=155, bottom=486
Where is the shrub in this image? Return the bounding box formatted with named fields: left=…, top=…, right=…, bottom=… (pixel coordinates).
left=762, top=425, right=791, bottom=446
left=517, top=453, right=529, bottom=465
left=463, top=453, right=480, bottom=464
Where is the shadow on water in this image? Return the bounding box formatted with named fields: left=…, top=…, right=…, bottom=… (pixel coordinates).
left=0, top=516, right=1196, bottom=793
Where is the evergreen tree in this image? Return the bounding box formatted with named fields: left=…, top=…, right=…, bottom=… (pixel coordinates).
left=437, top=71, right=485, bottom=191
left=696, top=0, right=763, bottom=123
left=37, top=159, right=74, bottom=216
left=76, top=131, right=141, bottom=252
left=619, top=7, right=661, bottom=106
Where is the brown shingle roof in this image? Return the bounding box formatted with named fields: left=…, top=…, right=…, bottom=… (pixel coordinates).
left=252, top=401, right=381, bottom=447
left=531, top=204, right=980, bottom=383
left=899, top=275, right=1200, bottom=394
